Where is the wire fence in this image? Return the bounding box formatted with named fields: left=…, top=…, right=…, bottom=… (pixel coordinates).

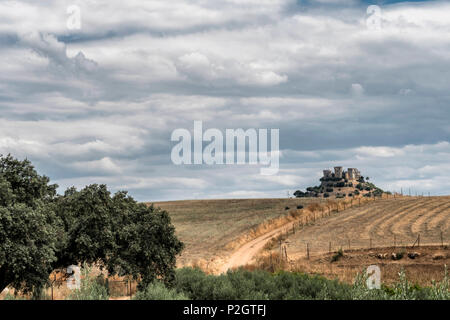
left=46, top=277, right=138, bottom=300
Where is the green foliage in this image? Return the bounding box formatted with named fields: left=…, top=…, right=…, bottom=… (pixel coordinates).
left=0, top=154, right=183, bottom=294
left=331, top=249, right=344, bottom=263
left=54, top=186, right=184, bottom=289
left=134, top=281, right=188, bottom=300
left=66, top=265, right=109, bottom=300
left=392, top=251, right=405, bottom=260
left=293, top=190, right=307, bottom=198
left=0, top=154, right=61, bottom=294
left=3, top=293, right=28, bottom=300
left=430, top=265, right=449, bottom=300
left=168, top=267, right=450, bottom=300
left=173, top=268, right=352, bottom=300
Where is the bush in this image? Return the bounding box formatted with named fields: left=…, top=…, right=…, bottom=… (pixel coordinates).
left=171, top=267, right=450, bottom=300
left=134, top=281, right=188, bottom=300
left=326, top=188, right=333, bottom=193
left=66, top=265, right=109, bottom=300
left=173, top=268, right=352, bottom=300
left=3, top=293, right=28, bottom=300
left=296, top=205, right=304, bottom=210
left=331, top=249, right=344, bottom=263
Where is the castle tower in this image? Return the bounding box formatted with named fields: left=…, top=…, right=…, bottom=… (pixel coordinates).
left=323, top=170, right=332, bottom=178
left=348, top=168, right=357, bottom=180
left=334, top=166, right=343, bottom=179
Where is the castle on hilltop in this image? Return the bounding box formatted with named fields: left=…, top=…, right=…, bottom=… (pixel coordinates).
left=322, top=167, right=361, bottom=182
left=294, top=166, right=380, bottom=199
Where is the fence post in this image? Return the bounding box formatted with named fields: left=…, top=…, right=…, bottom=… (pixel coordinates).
left=441, top=231, right=444, bottom=248
left=394, top=235, right=396, bottom=249
left=306, top=243, right=310, bottom=260
left=329, top=241, right=331, bottom=253
left=348, top=239, right=350, bottom=250
left=418, top=234, right=420, bottom=247
left=51, top=273, right=55, bottom=300
left=370, top=238, right=372, bottom=249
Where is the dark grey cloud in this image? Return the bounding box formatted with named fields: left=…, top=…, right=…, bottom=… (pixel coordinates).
left=0, top=0, right=449, bottom=201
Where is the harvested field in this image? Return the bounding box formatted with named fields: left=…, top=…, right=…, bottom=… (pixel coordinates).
left=290, top=246, right=449, bottom=287
left=282, top=196, right=450, bottom=259
left=152, top=198, right=324, bottom=267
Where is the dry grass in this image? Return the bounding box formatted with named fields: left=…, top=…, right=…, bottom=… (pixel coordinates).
left=280, top=196, right=450, bottom=260
left=242, top=246, right=449, bottom=287
left=152, top=198, right=325, bottom=268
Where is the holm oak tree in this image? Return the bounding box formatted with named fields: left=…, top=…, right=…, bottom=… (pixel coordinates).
left=0, top=154, right=183, bottom=294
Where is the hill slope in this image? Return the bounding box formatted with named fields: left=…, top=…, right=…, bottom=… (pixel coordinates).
left=282, top=196, right=450, bottom=259
left=152, top=198, right=323, bottom=267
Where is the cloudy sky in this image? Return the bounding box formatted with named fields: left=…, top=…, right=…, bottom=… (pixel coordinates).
left=1, top=0, right=450, bottom=201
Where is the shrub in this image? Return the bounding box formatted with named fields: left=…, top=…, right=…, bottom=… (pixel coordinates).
left=134, top=281, right=188, bottom=300
left=326, top=188, right=333, bottom=193
left=296, top=205, right=304, bottom=210
left=392, top=251, right=405, bottom=260
left=3, top=293, right=28, bottom=300
left=173, top=268, right=352, bottom=300
left=171, top=267, right=449, bottom=300
left=331, top=249, right=344, bottom=263
left=66, top=265, right=109, bottom=300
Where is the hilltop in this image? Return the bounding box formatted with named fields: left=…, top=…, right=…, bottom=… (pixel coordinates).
left=294, top=166, right=385, bottom=199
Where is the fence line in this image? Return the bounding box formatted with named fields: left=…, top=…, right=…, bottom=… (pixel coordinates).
left=279, top=233, right=449, bottom=262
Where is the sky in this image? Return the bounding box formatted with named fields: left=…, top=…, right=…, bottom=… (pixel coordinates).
left=1, top=0, right=450, bottom=201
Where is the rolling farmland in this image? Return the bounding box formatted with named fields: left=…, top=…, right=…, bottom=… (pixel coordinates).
left=152, top=198, right=323, bottom=268
left=284, top=196, right=449, bottom=259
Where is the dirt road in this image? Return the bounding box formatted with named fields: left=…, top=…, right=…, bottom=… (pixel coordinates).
left=219, top=221, right=295, bottom=274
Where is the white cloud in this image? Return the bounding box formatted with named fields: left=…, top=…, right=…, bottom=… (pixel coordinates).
left=1, top=0, right=450, bottom=200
